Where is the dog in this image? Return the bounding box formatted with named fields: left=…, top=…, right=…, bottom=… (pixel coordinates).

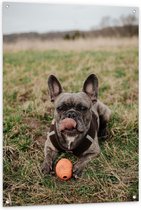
left=42, top=74, right=111, bottom=178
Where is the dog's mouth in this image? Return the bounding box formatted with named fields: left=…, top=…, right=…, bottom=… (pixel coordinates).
left=62, top=128, right=78, bottom=136
left=59, top=118, right=83, bottom=135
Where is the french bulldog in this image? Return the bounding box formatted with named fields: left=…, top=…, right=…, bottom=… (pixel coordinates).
left=42, top=74, right=111, bottom=178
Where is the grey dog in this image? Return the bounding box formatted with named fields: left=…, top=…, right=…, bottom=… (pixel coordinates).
left=42, top=74, right=111, bottom=178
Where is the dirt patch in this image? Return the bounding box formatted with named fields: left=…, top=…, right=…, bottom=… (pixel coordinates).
left=34, top=135, right=47, bottom=144
left=24, top=117, right=41, bottom=129
left=23, top=117, right=49, bottom=145
left=18, top=90, right=32, bottom=102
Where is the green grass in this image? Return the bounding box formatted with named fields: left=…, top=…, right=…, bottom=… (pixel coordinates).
left=3, top=44, right=138, bottom=206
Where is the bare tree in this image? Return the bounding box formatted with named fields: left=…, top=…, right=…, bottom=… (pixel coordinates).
left=120, top=14, right=138, bottom=26
left=112, top=18, right=120, bottom=26
left=99, top=16, right=111, bottom=28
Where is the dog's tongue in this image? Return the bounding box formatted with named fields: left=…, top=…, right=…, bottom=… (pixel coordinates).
left=59, top=118, right=77, bottom=131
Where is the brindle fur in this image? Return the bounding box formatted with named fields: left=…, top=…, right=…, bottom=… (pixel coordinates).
left=42, top=74, right=111, bottom=178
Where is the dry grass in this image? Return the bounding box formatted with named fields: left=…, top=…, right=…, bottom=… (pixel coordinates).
left=3, top=37, right=138, bottom=52
left=3, top=37, right=138, bottom=206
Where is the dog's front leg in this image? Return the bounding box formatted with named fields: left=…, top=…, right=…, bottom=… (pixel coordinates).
left=42, top=138, right=58, bottom=174
left=73, top=140, right=100, bottom=178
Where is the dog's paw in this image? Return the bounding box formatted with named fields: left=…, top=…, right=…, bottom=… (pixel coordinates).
left=73, top=163, right=83, bottom=179
left=41, top=161, right=52, bottom=175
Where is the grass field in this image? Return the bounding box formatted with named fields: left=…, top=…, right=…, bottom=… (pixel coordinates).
left=3, top=38, right=138, bottom=206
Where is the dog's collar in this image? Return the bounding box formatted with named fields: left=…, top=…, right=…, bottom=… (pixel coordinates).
left=48, top=114, right=98, bottom=156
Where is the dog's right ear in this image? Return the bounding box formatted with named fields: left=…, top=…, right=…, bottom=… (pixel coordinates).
left=48, top=75, right=63, bottom=102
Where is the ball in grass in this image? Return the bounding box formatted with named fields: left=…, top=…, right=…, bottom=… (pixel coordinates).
left=55, top=158, right=73, bottom=181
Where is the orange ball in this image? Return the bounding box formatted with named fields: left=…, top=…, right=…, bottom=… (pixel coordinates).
left=55, top=158, right=73, bottom=181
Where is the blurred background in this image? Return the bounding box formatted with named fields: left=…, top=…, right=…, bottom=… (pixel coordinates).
left=3, top=3, right=139, bottom=51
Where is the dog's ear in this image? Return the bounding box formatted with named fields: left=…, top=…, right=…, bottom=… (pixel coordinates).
left=82, top=74, right=98, bottom=103
left=48, top=75, right=63, bottom=102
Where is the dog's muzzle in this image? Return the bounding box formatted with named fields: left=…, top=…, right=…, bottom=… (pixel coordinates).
left=59, top=118, right=77, bottom=132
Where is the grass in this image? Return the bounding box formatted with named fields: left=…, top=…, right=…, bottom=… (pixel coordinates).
left=3, top=38, right=138, bottom=206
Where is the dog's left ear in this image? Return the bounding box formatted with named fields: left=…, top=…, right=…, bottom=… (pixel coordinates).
left=82, top=74, right=98, bottom=103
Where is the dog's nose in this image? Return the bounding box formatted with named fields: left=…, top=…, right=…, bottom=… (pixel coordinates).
left=66, top=111, right=77, bottom=119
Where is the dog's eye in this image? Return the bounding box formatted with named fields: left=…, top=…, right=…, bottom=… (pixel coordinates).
left=81, top=106, right=88, bottom=111
left=76, top=105, right=88, bottom=111
left=57, top=104, right=68, bottom=112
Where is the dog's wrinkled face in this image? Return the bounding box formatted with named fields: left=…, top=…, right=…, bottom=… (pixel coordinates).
left=54, top=92, right=92, bottom=149
left=48, top=74, right=98, bottom=150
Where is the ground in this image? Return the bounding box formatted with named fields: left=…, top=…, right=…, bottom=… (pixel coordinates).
left=3, top=37, right=138, bottom=206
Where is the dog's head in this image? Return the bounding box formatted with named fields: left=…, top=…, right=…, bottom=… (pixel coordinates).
left=48, top=74, right=98, bottom=150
